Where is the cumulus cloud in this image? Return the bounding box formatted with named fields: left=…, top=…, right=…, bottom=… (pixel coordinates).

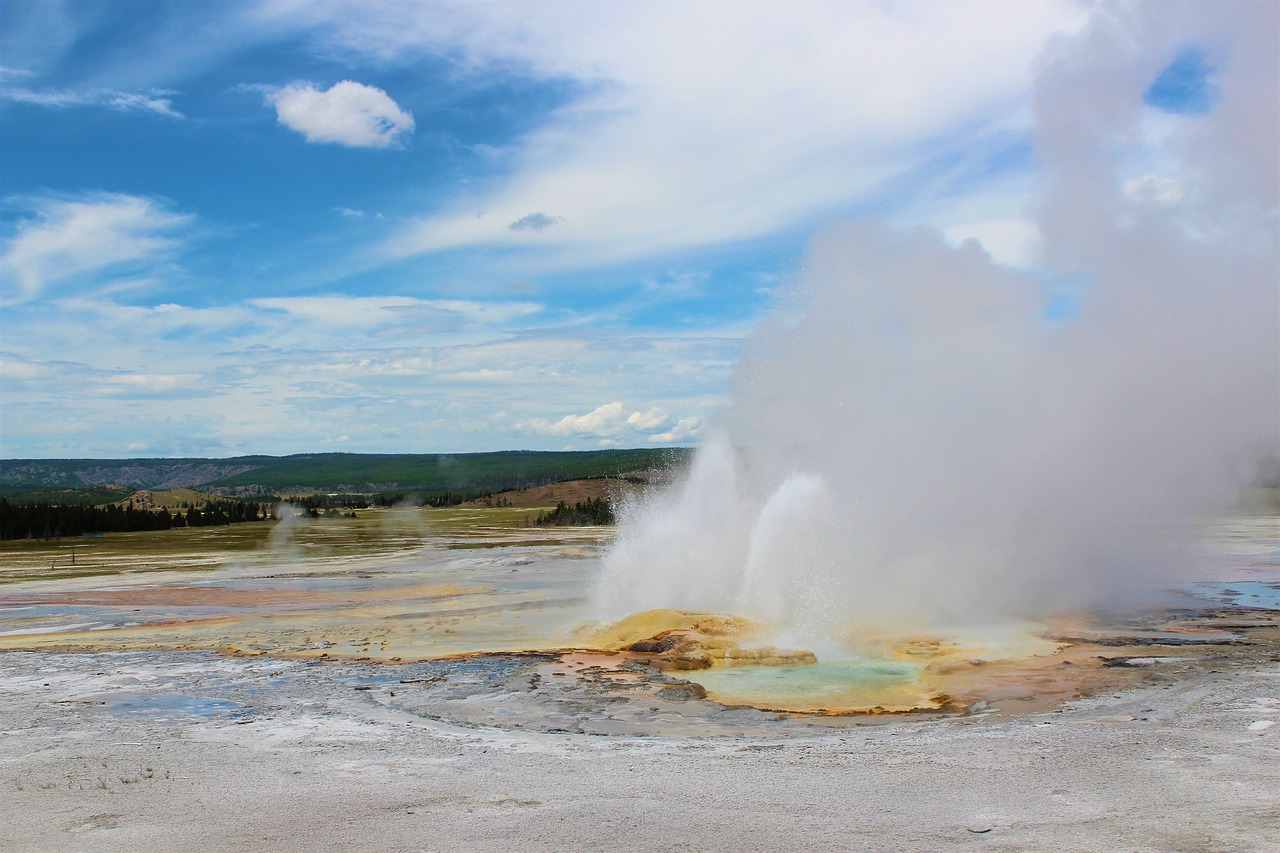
left=648, top=416, right=704, bottom=444
left=625, top=407, right=669, bottom=431
left=553, top=402, right=628, bottom=435
left=267, top=80, right=414, bottom=147
left=522, top=402, right=691, bottom=443
left=0, top=193, right=192, bottom=303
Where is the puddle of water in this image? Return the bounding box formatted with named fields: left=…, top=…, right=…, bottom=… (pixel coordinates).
left=83, top=691, right=246, bottom=718
left=0, top=621, right=107, bottom=636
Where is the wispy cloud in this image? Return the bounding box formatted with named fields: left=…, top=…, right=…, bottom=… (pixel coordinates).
left=1, top=296, right=736, bottom=454
left=3, top=85, right=182, bottom=117
left=272, top=1, right=1086, bottom=269
left=101, top=371, right=207, bottom=396
left=267, top=80, right=414, bottom=148
left=0, top=193, right=192, bottom=303
left=247, top=294, right=542, bottom=334
left=0, top=352, right=205, bottom=399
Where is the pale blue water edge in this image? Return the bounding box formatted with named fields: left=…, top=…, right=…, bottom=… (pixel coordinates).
left=1186, top=580, right=1280, bottom=610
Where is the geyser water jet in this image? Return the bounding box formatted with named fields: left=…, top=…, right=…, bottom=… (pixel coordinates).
left=593, top=2, right=1278, bottom=651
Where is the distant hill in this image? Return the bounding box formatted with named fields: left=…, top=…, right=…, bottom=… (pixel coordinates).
left=0, top=449, right=693, bottom=500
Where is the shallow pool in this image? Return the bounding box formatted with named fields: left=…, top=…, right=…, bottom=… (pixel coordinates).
left=687, top=658, right=934, bottom=713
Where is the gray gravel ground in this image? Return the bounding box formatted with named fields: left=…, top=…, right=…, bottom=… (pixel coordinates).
left=3, top=647, right=1278, bottom=852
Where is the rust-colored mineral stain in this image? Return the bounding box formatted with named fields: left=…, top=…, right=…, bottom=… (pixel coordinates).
left=0, top=581, right=482, bottom=609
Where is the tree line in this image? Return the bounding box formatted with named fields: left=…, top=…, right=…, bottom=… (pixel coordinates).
left=530, top=498, right=615, bottom=527
left=279, top=490, right=493, bottom=511
left=0, top=499, right=271, bottom=541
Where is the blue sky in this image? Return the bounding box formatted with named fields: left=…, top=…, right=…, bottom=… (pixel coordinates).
left=0, top=1, right=1245, bottom=457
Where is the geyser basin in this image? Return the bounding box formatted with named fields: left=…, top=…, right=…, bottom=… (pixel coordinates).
left=2, top=508, right=1278, bottom=727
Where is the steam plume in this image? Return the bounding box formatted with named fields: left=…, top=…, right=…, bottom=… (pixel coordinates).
left=594, top=3, right=1278, bottom=642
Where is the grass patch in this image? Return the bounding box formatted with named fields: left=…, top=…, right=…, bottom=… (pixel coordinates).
left=0, top=506, right=595, bottom=584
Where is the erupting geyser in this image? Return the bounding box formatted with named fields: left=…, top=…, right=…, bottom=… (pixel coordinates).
left=593, top=3, right=1278, bottom=655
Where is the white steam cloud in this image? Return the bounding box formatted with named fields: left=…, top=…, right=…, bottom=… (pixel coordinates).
left=594, top=3, right=1278, bottom=642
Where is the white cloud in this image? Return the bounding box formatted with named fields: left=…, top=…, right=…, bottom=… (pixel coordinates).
left=268, top=80, right=414, bottom=147
left=3, top=85, right=182, bottom=117
left=942, top=218, right=1040, bottom=269
left=625, top=407, right=669, bottom=431
left=649, top=416, right=704, bottom=444
left=551, top=402, right=629, bottom=436
left=524, top=401, right=682, bottom=443
left=1, top=294, right=735, bottom=454
left=0, top=351, right=204, bottom=399
left=0, top=193, right=192, bottom=303
left=103, top=90, right=183, bottom=118
left=248, top=294, right=541, bottom=333
left=259, top=0, right=1088, bottom=268
left=102, top=372, right=204, bottom=394
left=0, top=352, right=64, bottom=382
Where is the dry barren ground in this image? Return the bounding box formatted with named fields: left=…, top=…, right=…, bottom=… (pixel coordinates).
left=2, top=635, right=1279, bottom=853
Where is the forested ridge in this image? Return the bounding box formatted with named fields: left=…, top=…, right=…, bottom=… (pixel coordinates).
left=0, top=498, right=270, bottom=540
left=1, top=449, right=690, bottom=495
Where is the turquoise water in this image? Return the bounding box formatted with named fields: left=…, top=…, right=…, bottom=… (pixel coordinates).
left=688, top=659, right=927, bottom=712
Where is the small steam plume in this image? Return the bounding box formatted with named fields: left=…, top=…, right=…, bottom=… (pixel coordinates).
left=594, top=3, right=1278, bottom=643
left=268, top=501, right=306, bottom=551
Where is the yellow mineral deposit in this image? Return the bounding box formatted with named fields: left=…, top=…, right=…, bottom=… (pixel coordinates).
left=567, top=607, right=1090, bottom=714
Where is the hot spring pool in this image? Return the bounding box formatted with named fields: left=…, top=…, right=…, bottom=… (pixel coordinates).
left=686, top=658, right=935, bottom=713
